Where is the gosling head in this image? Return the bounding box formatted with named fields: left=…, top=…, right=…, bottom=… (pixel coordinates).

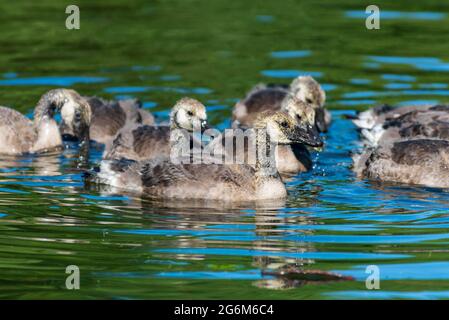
left=289, top=76, right=327, bottom=132
left=170, top=97, right=208, bottom=132
left=57, top=89, right=92, bottom=140
left=281, top=94, right=316, bottom=127
left=254, top=111, right=323, bottom=147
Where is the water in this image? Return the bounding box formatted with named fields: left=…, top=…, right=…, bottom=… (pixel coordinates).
left=1, top=0, right=449, bottom=299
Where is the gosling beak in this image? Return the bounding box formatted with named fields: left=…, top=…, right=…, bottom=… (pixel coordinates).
left=59, top=118, right=78, bottom=141
left=293, top=124, right=323, bottom=148
left=59, top=119, right=69, bottom=132
left=200, top=120, right=210, bottom=133
left=315, top=108, right=328, bottom=133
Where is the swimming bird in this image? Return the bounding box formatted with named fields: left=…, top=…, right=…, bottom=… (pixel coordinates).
left=361, top=108, right=449, bottom=146
left=0, top=89, right=91, bottom=156
left=209, top=95, right=319, bottom=173
left=60, top=95, right=154, bottom=145
left=351, top=104, right=449, bottom=131
left=103, top=97, right=208, bottom=161
left=353, top=139, right=449, bottom=188
left=232, top=75, right=328, bottom=131
left=90, top=111, right=323, bottom=201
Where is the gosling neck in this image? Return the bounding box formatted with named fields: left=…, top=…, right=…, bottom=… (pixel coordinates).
left=33, top=91, right=63, bottom=128
left=169, top=120, right=196, bottom=164
left=254, top=128, right=279, bottom=179
left=169, top=109, right=182, bottom=131
left=32, top=92, right=64, bottom=153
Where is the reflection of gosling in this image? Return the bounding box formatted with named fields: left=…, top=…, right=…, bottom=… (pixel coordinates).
left=103, top=97, right=208, bottom=161
left=255, top=267, right=354, bottom=290
left=0, top=89, right=91, bottom=155
left=60, top=95, right=154, bottom=145
left=91, top=111, right=322, bottom=201
left=214, top=95, right=319, bottom=174
left=232, top=75, right=329, bottom=132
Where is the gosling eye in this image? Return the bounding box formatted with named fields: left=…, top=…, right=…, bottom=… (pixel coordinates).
left=280, top=121, right=289, bottom=128
left=187, top=111, right=194, bottom=116
left=305, top=98, right=313, bottom=104
left=74, top=110, right=82, bottom=122
left=49, top=102, right=58, bottom=113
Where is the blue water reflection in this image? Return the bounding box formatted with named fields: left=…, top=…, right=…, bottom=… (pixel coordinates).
left=328, top=290, right=449, bottom=300
left=346, top=11, right=446, bottom=21
left=270, top=50, right=311, bottom=59
left=333, top=262, right=449, bottom=283
left=369, top=56, right=449, bottom=72
left=0, top=76, right=108, bottom=86
left=104, top=86, right=212, bottom=94
left=156, top=248, right=410, bottom=260
left=261, top=70, right=322, bottom=78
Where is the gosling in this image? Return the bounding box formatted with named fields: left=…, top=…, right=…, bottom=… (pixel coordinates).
left=353, top=139, right=449, bottom=189
left=0, top=89, right=91, bottom=156
left=60, top=95, right=154, bottom=145
left=351, top=103, right=449, bottom=131
left=232, top=75, right=329, bottom=132
left=360, top=108, right=449, bottom=147
left=103, top=97, right=208, bottom=161
left=90, top=111, right=323, bottom=201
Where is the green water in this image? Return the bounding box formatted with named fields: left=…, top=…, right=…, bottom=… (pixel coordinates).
left=2, top=0, right=449, bottom=299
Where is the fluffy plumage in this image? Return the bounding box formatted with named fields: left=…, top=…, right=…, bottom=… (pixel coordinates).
left=0, top=89, right=91, bottom=155
left=352, top=104, right=449, bottom=131
left=354, top=139, right=449, bottom=188
left=232, top=76, right=329, bottom=131
left=103, top=97, right=207, bottom=161
left=60, top=95, right=154, bottom=145
left=361, top=109, right=449, bottom=146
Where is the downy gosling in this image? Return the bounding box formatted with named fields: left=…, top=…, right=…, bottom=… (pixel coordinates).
left=103, top=97, right=208, bottom=161
left=232, top=75, right=329, bottom=132
left=60, top=94, right=154, bottom=145
left=357, top=105, right=449, bottom=147
left=353, top=139, right=449, bottom=189
left=0, top=89, right=91, bottom=156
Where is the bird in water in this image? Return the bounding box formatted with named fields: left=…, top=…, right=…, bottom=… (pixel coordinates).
left=353, top=139, right=449, bottom=189
left=352, top=103, right=449, bottom=188
left=0, top=89, right=91, bottom=156
left=232, top=75, right=329, bottom=132
left=60, top=94, right=154, bottom=145
left=358, top=105, right=449, bottom=147
left=103, top=97, right=208, bottom=161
